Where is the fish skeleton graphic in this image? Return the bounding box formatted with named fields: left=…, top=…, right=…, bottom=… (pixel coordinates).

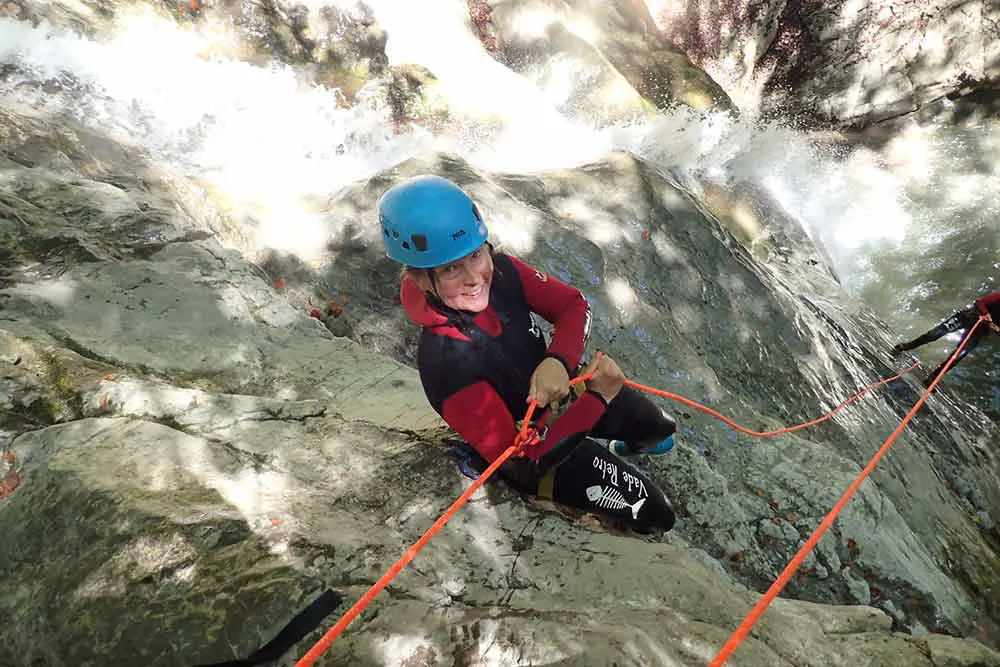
left=585, top=485, right=646, bottom=520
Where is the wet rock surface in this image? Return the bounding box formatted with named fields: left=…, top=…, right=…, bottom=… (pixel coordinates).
left=1, top=2, right=999, bottom=665
left=1, top=102, right=999, bottom=665
left=653, top=0, right=1000, bottom=128
left=480, top=0, right=737, bottom=119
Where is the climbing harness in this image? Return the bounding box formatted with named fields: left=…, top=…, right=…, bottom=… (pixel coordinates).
left=288, top=317, right=985, bottom=666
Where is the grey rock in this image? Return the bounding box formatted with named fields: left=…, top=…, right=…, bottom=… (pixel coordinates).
left=483, top=0, right=737, bottom=118
left=653, top=0, right=999, bottom=128
left=0, top=25, right=998, bottom=667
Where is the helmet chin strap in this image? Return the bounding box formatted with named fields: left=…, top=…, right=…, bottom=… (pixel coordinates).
left=425, top=268, right=440, bottom=299
left=424, top=269, right=450, bottom=312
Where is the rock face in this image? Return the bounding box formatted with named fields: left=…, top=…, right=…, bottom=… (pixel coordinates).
left=471, top=0, right=737, bottom=120
left=3, top=87, right=1000, bottom=667
left=652, top=0, right=1000, bottom=127
left=0, top=0, right=442, bottom=126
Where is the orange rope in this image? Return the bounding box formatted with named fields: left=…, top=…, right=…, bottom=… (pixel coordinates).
left=295, top=323, right=957, bottom=666
left=625, top=361, right=919, bottom=437
left=296, top=441, right=521, bottom=666
left=708, top=317, right=985, bottom=666
left=295, top=405, right=542, bottom=667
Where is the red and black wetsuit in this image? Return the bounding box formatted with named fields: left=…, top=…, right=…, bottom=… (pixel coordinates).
left=974, top=291, right=1000, bottom=321
left=402, top=252, right=676, bottom=531
left=897, top=290, right=1000, bottom=383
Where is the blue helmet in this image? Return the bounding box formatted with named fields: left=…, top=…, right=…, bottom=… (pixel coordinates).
left=378, top=175, right=489, bottom=268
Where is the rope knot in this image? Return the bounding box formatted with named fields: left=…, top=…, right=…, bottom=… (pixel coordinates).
left=513, top=427, right=543, bottom=454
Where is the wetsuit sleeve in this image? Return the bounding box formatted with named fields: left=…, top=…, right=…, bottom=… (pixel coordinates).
left=506, top=255, right=590, bottom=374
left=533, top=391, right=608, bottom=459
left=441, top=382, right=607, bottom=463
left=974, top=291, right=1000, bottom=316
left=441, top=382, right=519, bottom=463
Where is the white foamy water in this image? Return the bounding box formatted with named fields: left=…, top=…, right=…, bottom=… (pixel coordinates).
left=1, top=0, right=987, bottom=293
left=0, top=4, right=641, bottom=258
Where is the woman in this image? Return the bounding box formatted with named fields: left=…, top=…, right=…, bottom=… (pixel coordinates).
left=892, top=290, right=1000, bottom=385
left=380, top=174, right=677, bottom=532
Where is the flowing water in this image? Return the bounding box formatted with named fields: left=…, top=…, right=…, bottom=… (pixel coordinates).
left=1, top=0, right=998, bottom=418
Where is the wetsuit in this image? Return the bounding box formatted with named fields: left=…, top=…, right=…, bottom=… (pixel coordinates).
left=895, top=290, right=1000, bottom=383
left=402, top=252, right=676, bottom=531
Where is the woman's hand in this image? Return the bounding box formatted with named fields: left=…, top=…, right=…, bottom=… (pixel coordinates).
left=528, top=357, right=571, bottom=407
left=581, top=352, right=625, bottom=403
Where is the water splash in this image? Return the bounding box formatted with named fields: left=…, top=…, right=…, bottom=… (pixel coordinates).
left=0, top=2, right=982, bottom=295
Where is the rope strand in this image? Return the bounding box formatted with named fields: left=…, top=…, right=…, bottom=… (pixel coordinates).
left=296, top=320, right=974, bottom=667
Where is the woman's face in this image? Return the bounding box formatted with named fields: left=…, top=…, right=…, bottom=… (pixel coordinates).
left=430, top=244, right=493, bottom=312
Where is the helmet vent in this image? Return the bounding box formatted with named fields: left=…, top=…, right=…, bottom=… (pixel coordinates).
left=411, top=234, right=428, bottom=251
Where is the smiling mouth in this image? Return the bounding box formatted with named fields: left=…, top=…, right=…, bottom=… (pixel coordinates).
left=464, top=286, right=484, bottom=297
